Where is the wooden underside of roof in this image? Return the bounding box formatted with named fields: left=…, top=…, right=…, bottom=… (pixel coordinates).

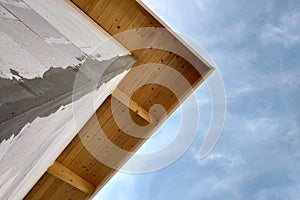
left=25, top=0, right=213, bottom=199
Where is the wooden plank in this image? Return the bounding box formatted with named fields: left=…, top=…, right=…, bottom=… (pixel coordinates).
left=136, top=0, right=214, bottom=71
left=118, top=50, right=187, bottom=94
left=57, top=97, right=124, bottom=167
left=112, top=88, right=153, bottom=123
left=95, top=0, right=121, bottom=28
left=64, top=97, right=154, bottom=184
left=122, top=54, right=184, bottom=98
left=48, top=182, right=76, bottom=200
left=117, top=50, right=176, bottom=95
left=24, top=173, right=53, bottom=200
left=67, top=187, right=90, bottom=200
left=58, top=115, right=103, bottom=166
left=72, top=0, right=98, bottom=14
left=113, top=2, right=140, bottom=32
left=113, top=11, right=147, bottom=45
left=57, top=133, right=82, bottom=163
left=67, top=148, right=115, bottom=186
left=24, top=0, right=215, bottom=199
left=85, top=0, right=111, bottom=19
left=39, top=177, right=65, bottom=200
left=59, top=97, right=124, bottom=165
left=47, top=161, right=96, bottom=195
left=57, top=98, right=122, bottom=185
left=103, top=0, right=132, bottom=34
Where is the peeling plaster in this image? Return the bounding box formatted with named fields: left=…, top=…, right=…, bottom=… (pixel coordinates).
left=0, top=1, right=134, bottom=199
left=0, top=17, right=72, bottom=79
left=0, top=65, right=132, bottom=200
left=0, top=55, right=135, bottom=142
left=0, top=134, right=15, bottom=160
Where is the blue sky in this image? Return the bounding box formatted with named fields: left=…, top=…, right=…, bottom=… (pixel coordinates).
left=95, top=0, right=300, bottom=199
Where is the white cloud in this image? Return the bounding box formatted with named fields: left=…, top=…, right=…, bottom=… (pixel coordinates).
left=260, top=10, right=300, bottom=47
left=95, top=1, right=300, bottom=199
left=195, top=152, right=244, bottom=170
left=189, top=112, right=300, bottom=198
left=225, top=67, right=300, bottom=101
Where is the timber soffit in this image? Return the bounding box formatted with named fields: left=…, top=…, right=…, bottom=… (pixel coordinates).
left=25, top=0, right=214, bottom=199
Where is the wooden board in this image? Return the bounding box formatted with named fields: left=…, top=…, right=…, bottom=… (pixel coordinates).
left=25, top=0, right=214, bottom=199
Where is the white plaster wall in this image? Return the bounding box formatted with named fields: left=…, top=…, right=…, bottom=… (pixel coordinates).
left=0, top=71, right=128, bottom=200
left=0, top=0, right=129, bottom=79
left=23, top=0, right=129, bottom=57
left=0, top=17, right=71, bottom=79
left=0, top=0, right=131, bottom=199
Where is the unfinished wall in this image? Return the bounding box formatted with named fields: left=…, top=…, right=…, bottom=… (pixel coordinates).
left=23, top=0, right=214, bottom=199
left=0, top=0, right=133, bottom=199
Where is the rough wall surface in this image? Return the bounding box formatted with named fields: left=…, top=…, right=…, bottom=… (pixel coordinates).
left=0, top=56, right=134, bottom=142
left=0, top=0, right=133, bottom=199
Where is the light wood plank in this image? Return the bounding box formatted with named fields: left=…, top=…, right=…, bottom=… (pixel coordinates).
left=25, top=0, right=214, bottom=199
left=112, top=88, right=154, bottom=123
left=47, top=161, right=96, bottom=195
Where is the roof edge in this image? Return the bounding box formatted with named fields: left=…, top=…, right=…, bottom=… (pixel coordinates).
left=136, top=0, right=215, bottom=72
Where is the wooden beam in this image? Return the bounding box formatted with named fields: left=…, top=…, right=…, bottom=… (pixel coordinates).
left=47, top=161, right=96, bottom=195
left=112, top=88, right=154, bottom=123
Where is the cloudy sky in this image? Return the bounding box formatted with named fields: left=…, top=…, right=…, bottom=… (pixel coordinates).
left=95, top=0, right=300, bottom=199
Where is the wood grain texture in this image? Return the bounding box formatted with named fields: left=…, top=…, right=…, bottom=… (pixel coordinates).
left=24, top=173, right=89, bottom=200
left=47, top=161, right=96, bottom=194
left=25, top=0, right=214, bottom=199
left=112, top=88, right=153, bottom=123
